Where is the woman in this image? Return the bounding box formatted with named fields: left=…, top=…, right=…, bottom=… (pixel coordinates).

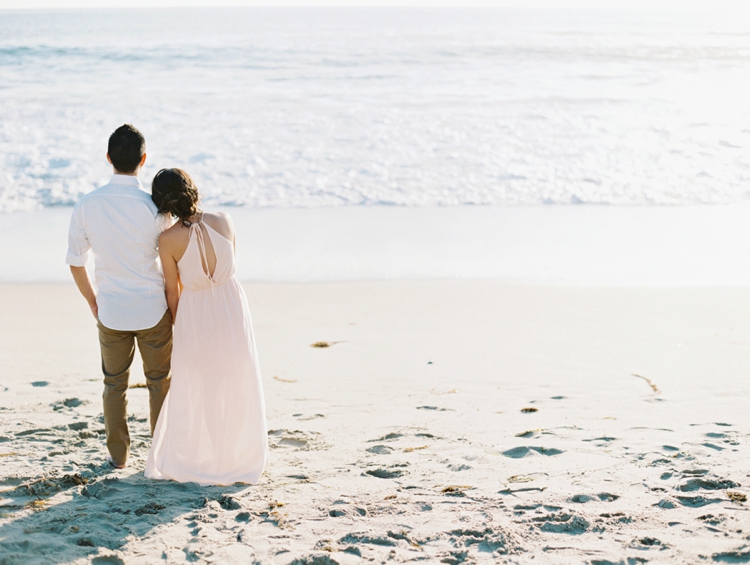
left=145, top=168, right=267, bottom=486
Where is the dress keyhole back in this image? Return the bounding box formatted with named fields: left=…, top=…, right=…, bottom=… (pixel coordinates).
left=177, top=217, right=236, bottom=291
left=190, top=221, right=217, bottom=280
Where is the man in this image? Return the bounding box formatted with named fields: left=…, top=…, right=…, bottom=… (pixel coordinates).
left=66, top=124, right=172, bottom=469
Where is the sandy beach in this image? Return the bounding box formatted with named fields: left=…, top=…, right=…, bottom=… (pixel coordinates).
left=4, top=5, right=750, bottom=564
left=1, top=280, right=749, bottom=564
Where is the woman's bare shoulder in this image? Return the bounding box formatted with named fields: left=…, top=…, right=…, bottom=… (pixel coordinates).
left=159, top=221, right=187, bottom=248
left=203, top=211, right=234, bottom=240
left=160, top=221, right=183, bottom=238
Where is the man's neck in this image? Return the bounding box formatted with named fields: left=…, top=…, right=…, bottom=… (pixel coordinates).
left=113, top=169, right=139, bottom=177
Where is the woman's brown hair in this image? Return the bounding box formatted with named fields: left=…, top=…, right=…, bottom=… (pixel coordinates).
left=151, top=168, right=201, bottom=227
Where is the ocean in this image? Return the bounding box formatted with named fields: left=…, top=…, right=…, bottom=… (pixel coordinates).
left=2, top=8, right=750, bottom=283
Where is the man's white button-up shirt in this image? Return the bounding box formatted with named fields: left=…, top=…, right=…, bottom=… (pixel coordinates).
left=66, top=174, right=170, bottom=331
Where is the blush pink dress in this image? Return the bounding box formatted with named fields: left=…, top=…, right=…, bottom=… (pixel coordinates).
left=145, top=218, right=268, bottom=486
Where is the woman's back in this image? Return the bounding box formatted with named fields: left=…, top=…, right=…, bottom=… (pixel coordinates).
left=162, top=212, right=236, bottom=290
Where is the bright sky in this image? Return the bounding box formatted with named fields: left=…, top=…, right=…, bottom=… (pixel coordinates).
left=0, top=0, right=748, bottom=9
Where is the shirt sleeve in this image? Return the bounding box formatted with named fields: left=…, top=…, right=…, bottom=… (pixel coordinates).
left=65, top=200, right=90, bottom=267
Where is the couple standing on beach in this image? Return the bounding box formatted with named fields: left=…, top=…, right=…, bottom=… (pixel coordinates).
left=66, top=124, right=268, bottom=486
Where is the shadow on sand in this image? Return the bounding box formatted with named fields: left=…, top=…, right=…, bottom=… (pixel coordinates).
left=0, top=463, right=250, bottom=565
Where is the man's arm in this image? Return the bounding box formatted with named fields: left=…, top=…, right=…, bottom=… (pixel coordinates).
left=66, top=201, right=97, bottom=319
left=70, top=266, right=98, bottom=319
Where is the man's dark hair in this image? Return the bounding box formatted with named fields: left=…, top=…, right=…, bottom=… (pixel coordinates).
left=108, top=124, right=146, bottom=174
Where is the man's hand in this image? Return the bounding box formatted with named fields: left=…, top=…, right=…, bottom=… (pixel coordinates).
left=88, top=299, right=99, bottom=320
left=70, top=266, right=98, bottom=321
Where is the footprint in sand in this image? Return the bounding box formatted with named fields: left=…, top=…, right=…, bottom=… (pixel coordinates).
left=706, top=431, right=740, bottom=446
left=569, top=493, right=619, bottom=503
left=516, top=430, right=549, bottom=439
left=532, top=512, right=590, bottom=534
left=507, top=473, right=546, bottom=484
left=678, top=478, right=740, bottom=492
left=15, top=473, right=88, bottom=497
left=582, top=436, right=617, bottom=444
left=599, top=511, right=633, bottom=525
left=698, top=514, right=725, bottom=526
left=366, top=445, right=393, bottom=455
left=368, top=433, right=403, bottom=442
left=329, top=506, right=365, bottom=518
left=713, top=548, right=750, bottom=562
left=682, top=468, right=709, bottom=476
left=675, top=495, right=723, bottom=508
left=82, top=478, right=122, bottom=500
left=217, top=494, right=241, bottom=510
left=235, top=511, right=251, bottom=522
left=631, top=536, right=665, bottom=549
left=502, top=446, right=563, bottom=458
left=365, top=465, right=408, bottom=479
left=339, top=533, right=396, bottom=547
left=15, top=427, right=59, bottom=438
left=51, top=398, right=86, bottom=411
left=513, top=503, right=541, bottom=512
left=134, top=502, right=166, bottom=516
left=448, top=527, right=518, bottom=553
left=445, top=461, right=471, bottom=472
left=268, top=429, right=326, bottom=451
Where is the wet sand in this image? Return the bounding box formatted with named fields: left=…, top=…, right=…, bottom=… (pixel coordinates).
left=1, top=281, right=750, bottom=564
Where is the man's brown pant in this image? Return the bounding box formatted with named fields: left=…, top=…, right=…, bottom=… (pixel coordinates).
left=97, top=310, right=172, bottom=466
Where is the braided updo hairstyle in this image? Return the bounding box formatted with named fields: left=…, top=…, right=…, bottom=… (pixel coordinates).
left=151, top=168, right=201, bottom=227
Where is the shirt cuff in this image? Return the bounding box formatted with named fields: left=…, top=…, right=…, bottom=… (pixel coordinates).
left=66, top=249, right=90, bottom=267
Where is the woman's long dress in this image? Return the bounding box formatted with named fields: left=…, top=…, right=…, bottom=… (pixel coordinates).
left=145, top=219, right=268, bottom=486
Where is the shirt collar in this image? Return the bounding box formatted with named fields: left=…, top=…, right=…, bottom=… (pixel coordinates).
left=109, top=174, right=143, bottom=188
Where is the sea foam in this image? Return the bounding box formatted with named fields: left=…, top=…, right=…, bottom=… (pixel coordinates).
left=1, top=8, right=750, bottom=212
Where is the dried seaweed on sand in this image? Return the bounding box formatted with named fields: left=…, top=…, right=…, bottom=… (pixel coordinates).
left=632, top=373, right=660, bottom=394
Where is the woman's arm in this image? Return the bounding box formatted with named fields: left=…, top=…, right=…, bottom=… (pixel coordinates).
left=160, top=234, right=181, bottom=323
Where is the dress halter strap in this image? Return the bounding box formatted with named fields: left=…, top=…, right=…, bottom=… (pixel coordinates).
left=188, top=214, right=214, bottom=282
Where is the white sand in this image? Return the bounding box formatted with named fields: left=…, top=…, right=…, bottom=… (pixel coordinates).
left=1, top=281, right=749, bottom=564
